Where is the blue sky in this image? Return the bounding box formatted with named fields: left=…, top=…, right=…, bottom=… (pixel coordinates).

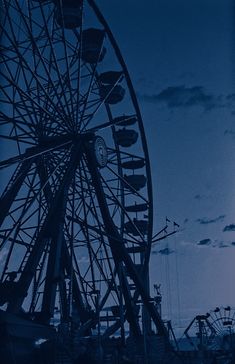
left=98, top=0, right=235, bottom=334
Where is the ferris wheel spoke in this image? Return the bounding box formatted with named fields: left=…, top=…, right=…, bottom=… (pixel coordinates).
left=64, top=243, right=91, bottom=316
left=99, top=175, right=147, bottom=245
left=0, top=233, right=30, bottom=250
left=0, top=68, right=69, bottom=136
left=27, top=3, right=50, bottom=115
left=67, top=212, right=142, bottom=249
left=106, top=164, right=148, bottom=203
left=107, top=147, right=145, bottom=163
left=49, top=42, right=82, bottom=124
left=0, top=60, right=40, bottom=134
left=78, top=158, right=122, bottom=215
left=73, top=160, right=121, bottom=302
left=7, top=192, right=39, bottom=217
left=0, top=13, right=47, bottom=128
left=209, top=320, right=220, bottom=335
left=77, top=22, right=108, bottom=128
left=1, top=1, right=29, bottom=46
left=0, top=110, right=36, bottom=139
left=0, top=133, right=35, bottom=146
left=3, top=0, right=50, bottom=40
left=98, top=273, right=120, bottom=312
left=2, top=199, right=44, bottom=249
left=79, top=239, right=110, bottom=295
left=77, top=158, right=104, bottom=214
left=0, top=93, right=39, bottom=134
left=80, top=73, right=124, bottom=132
left=54, top=1, right=77, bottom=123
left=213, top=319, right=223, bottom=333
left=86, top=117, right=129, bottom=134
left=0, top=147, right=73, bottom=251
left=78, top=61, right=103, bottom=130
left=102, top=166, right=148, bottom=203
left=77, top=225, right=99, bottom=294
left=79, top=155, right=142, bottom=332
left=0, top=160, right=33, bottom=230
left=36, top=2, right=74, bottom=124
left=0, top=138, right=72, bottom=170
left=44, top=41, right=84, bottom=103
left=6, top=145, right=82, bottom=314
left=3, top=3, right=73, bottom=130
left=78, top=161, right=120, bottom=236
left=35, top=159, right=91, bottom=318
left=0, top=166, right=39, bottom=279
left=230, top=310, right=235, bottom=323
left=29, top=244, right=49, bottom=313
left=5, top=50, right=42, bottom=133
left=71, top=208, right=104, bottom=243
left=74, top=5, right=84, bottom=128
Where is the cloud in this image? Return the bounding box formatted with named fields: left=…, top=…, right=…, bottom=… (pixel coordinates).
left=197, top=238, right=211, bottom=246
left=226, top=94, right=235, bottom=103
left=224, top=130, right=235, bottom=137
left=196, top=215, right=225, bottom=225
left=152, top=248, right=174, bottom=255
left=209, top=239, right=234, bottom=248
left=158, top=248, right=174, bottom=255
left=194, top=194, right=203, bottom=200
left=223, top=224, right=235, bottom=232
left=218, top=242, right=229, bottom=248
left=193, top=193, right=212, bottom=201
left=139, top=85, right=225, bottom=111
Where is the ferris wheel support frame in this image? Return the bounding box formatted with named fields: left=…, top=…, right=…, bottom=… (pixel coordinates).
left=85, top=142, right=168, bottom=338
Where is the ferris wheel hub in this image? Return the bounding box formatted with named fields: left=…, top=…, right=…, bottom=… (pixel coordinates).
left=90, top=136, right=108, bottom=168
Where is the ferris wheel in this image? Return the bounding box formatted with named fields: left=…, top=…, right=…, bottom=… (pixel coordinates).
left=184, top=306, right=235, bottom=351
left=0, top=0, right=167, bottom=345
left=207, top=306, right=235, bottom=350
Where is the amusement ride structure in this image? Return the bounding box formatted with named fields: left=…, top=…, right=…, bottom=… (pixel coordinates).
left=184, top=306, right=235, bottom=352
left=0, top=0, right=175, bottom=363
left=1, top=1, right=235, bottom=364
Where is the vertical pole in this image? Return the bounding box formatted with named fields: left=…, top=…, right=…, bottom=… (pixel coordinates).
left=142, top=305, right=148, bottom=364
left=141, top=252, right=149, bottom=364
left=118, top=263, right=126, bottom=346
left=96, top=291, right=103, bottom=364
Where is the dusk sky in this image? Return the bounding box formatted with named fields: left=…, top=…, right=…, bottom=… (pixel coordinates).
left=98, top=0, right=235, bottom=335
left=0, top=0, right=235, bottom=340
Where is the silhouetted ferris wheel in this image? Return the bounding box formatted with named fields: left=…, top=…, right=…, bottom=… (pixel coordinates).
left=184, top=306, right=235, bottom=351
left=207, top=306, right=235, bottom=350
left=0, top=0, right=167, bottom=348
